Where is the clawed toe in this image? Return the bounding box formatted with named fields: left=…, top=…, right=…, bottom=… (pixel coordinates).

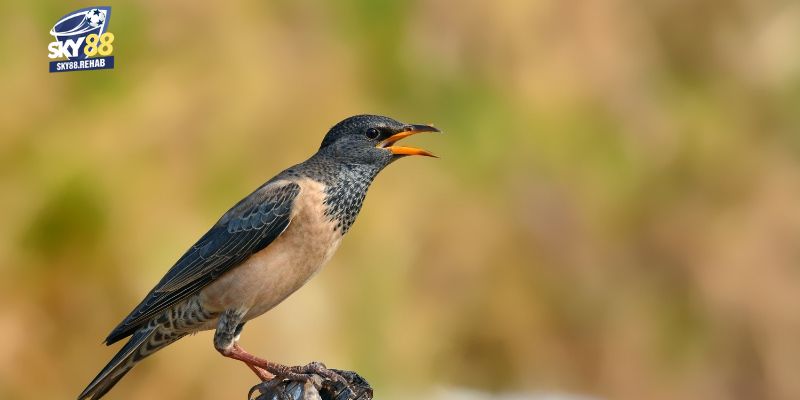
left=287, top=361, right=348, bottom=385
left=276, top=371, right=320, bottom=384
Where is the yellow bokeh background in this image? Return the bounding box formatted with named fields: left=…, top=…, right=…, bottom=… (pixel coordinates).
left=1, top=1, right=800, bottom=399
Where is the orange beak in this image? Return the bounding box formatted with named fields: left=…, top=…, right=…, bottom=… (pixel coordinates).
left=377, top=124, right=441, bottom=157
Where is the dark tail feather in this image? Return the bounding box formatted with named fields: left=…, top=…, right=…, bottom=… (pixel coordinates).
left=80, top=367, right=133, bottom=400
left=78, top=324, right=181, bottom=400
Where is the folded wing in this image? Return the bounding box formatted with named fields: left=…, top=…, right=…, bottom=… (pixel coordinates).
left=105, top=180, right=301, bottom=345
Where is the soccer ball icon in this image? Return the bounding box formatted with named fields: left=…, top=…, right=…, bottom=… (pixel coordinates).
left=86, top=9, right=105, bottom=28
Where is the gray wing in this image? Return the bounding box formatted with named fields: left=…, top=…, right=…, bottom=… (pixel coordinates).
left=105, top=180, right=301, bottom=344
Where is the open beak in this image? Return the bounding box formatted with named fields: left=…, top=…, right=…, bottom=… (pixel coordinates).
left=377, top=124, right=441, bottom=157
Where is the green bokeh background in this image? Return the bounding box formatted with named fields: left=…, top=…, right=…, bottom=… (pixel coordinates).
left=1, top=1, right=800, bottom=399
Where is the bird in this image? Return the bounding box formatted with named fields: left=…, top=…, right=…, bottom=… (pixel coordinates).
left=77, top=114, right=440, bottom=399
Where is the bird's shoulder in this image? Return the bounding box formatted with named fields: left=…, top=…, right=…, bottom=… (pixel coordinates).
left=217, top=178, right=303, bottom=230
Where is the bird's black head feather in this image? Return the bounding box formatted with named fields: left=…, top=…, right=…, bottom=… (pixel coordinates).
left=317, top=114, right=407, bottom=167
left=320, top=114, right=405, bottom=149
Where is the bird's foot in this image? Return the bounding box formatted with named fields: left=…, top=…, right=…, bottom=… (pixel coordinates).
left=268, top=361, right=349, bottom=386
left=224, top=343, right=360, bottom=397
left=289, top=361, right=348, bottom=385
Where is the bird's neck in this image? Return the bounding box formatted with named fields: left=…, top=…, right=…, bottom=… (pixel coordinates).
left=294, top=153, right=382, bottom=234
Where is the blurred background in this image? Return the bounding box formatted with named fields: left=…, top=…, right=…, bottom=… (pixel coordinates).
left=1, top=1, right=800, bottom=399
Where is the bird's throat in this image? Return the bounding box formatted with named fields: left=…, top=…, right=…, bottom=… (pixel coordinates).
left=321, top=165, right=380, bottom=234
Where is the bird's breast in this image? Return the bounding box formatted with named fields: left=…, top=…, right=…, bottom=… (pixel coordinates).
left=199, top=178, right=343, bottom=320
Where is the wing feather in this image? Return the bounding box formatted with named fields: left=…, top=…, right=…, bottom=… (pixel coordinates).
left=105, top=181, right=301, bottom=344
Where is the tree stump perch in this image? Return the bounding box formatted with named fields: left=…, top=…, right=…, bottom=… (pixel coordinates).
left=249, top=368, right=373, bottom=400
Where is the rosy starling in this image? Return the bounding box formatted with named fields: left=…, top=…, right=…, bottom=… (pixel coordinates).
left=77, top=115, right=439, bottom=399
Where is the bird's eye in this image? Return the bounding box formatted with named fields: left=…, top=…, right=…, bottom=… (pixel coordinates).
left=365, top=128, right=380, bottom=139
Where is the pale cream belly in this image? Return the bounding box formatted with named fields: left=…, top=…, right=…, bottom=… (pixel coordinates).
left=198, top=179, right=342, bottom=322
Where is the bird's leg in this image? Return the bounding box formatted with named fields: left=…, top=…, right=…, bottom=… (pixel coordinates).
left=215, top=309, right=347, bottom=384
left=234, top=322, right=275, bottom=381
left=244, top=361, right=275, bottom=381
left=227, top=342, right=349, bottom=384
left=215, top=309, right=273, bottom=381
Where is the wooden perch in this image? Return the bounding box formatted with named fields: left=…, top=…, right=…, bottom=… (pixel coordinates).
left=249, top=368, right=373, bottom=400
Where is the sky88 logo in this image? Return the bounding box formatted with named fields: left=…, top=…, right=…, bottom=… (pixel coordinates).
left=48, top=7, right=115, bottom=73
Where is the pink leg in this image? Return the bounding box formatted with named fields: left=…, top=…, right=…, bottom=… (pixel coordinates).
left=221, top=343, right=345, bottom=383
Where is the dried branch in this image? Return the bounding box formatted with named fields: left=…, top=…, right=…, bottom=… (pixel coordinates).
left=249, top=369, right=373, bottom=400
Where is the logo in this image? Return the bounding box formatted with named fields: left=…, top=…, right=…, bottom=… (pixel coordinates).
left=48, top=7, right=115, bottom=73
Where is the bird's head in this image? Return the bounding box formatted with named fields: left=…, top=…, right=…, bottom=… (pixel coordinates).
left=319, top=114, right=440, bottom=167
